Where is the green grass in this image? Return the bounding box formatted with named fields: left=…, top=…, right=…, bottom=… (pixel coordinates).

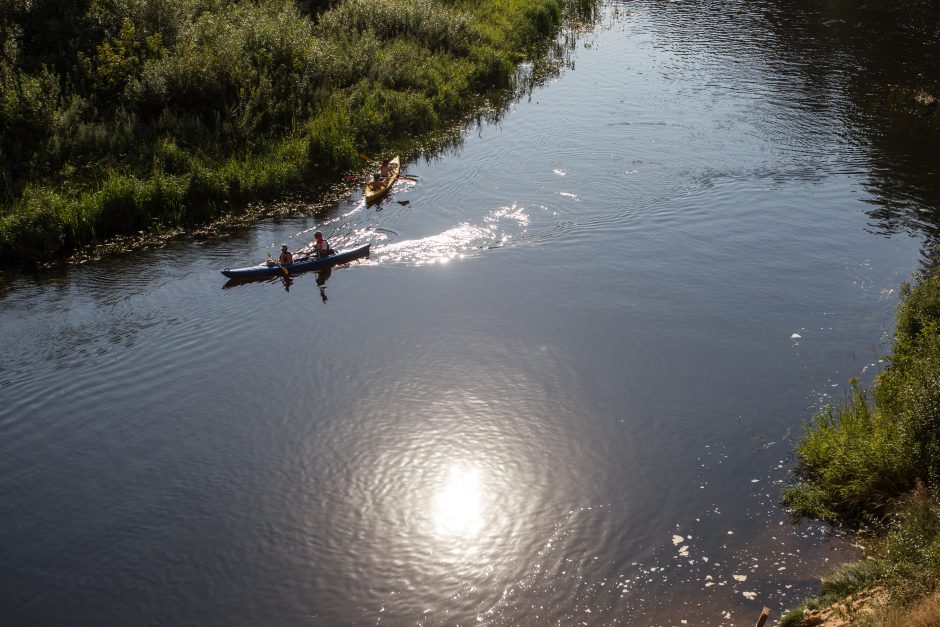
left=781, top=382, right=916, bottom=525
left=876, top=485, right=940, bottom=603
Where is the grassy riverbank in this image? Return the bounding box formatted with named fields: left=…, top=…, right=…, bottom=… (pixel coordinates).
left=781, top=271, right=940, bottom=625
left=0, top=0, right=592, bottom=265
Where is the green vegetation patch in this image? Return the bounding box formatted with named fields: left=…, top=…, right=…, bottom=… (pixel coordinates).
left=783, top=271, right=940, bottom=622
left=781, top=382, right=916, bottom=525
left=0, top=0, right=591, bottom=264
left=784, top=274, right=940, bottom=527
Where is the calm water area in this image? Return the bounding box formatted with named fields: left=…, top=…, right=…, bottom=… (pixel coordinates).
left=2, top=1, right=940, bottom=625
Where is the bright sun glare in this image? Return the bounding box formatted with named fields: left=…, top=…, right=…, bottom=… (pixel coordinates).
left=432, top=464, right=484, bottom=538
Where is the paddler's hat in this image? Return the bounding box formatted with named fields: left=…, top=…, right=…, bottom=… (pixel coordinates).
left=281, top=244, right=289, bottom=250
left=314, top=232, right=323, bottom=239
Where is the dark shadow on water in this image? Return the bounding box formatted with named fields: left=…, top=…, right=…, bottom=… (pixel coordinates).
left=315, top=268, right=331, bottom=303
left=222, top=266, right=333, bottom=302
left=222, top=274, right=291, bottom=291
left=640, top=0, right=940, bottom=261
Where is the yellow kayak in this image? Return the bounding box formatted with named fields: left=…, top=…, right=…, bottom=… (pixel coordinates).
left=364, top=155, right=400, bottom=203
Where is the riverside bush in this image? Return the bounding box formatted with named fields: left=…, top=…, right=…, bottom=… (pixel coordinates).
left=782, top=383, right=916, bottom=524
left=784, top=273, right=940, bottom=526
left=877, top=485, right=940, bottom=602
left=314, top=0, right=481, bottom=55
left=778, top=557, right=886, bottom=627
left=895, top=354, right=940, bottom=486
left=306, top=97, right=358, bottom=170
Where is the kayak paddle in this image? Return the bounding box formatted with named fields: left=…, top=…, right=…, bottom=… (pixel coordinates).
left=267, top=252, right=288, bottom=277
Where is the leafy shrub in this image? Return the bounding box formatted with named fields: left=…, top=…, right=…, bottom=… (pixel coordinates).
left=307, top=97, right=358, bottom=171
left=151, top=137, right=192, bottom=175
left=349, top=82, right=438, bottom=146
left=783, top=383, right=917, bottom=525
left=0, top=188, right=70, bottom=259
left=469, top=46, right=514, bottom=90
left=127, top=1, right=315, bottom=130
left=0, top=57, right=61, bottom=196
left=315, top=0, right=481, bottom=55
left=878, top=485, right=940, bottom=602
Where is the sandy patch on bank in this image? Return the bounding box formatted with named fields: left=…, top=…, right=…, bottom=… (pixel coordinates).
left=792, top=587, right=888, bottom=626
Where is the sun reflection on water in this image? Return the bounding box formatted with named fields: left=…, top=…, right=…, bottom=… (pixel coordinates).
left=432, top=464, right=484, bottom=539
left=367, top=204, right=530, bottom=265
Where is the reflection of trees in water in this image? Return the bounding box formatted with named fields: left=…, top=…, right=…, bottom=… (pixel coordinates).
left=642, top=0, right=940, bottom=254
left=859, top=117, right=940, bottom=252
left=800, top=2, right=938, bottom=253
left=417, top=3, right=599, bottom=165
left=765, top=0, right=940, bottom=252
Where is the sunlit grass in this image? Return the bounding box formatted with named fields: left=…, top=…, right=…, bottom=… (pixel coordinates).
left=781, top=382, right=916, bottom=525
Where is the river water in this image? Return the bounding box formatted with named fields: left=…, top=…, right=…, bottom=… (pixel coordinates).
left=2, top=1, right=938, bottom=625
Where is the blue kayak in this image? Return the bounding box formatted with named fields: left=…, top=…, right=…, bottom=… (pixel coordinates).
left=221, top=244, right=370, bottom=279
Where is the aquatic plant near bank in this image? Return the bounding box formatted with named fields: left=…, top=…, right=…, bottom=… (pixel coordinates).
left=0, top=0, right=593, bottom=264
left=780, top=382, right=916, bottom=525
left=782, top=273, right=940, bottom=624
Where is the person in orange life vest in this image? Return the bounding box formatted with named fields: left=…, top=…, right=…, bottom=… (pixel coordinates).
left=313, top=232, right=333, bottom=258
left=277, top=244, right=293, bottom=265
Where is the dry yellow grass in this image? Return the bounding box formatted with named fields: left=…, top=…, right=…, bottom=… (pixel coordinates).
left=876, top=591, right=940, bottom=627
left=793, top=588, right=887, bottom=626
left=796, top=589, right=940, bottom=627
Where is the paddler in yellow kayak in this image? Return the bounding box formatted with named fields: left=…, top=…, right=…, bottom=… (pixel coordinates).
left=368, top=158, right=393, bottom=191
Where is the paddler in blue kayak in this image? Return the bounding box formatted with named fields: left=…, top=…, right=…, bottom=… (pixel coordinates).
left=312, top=231, right=334, bottom=258
left=267, top=244, right=293, bottom=266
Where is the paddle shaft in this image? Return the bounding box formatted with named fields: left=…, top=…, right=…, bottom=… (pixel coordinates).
left=268, top=252, right=290, bottom=276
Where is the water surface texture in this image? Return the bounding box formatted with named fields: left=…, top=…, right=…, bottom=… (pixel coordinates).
left=2, top=1, right=938, bottom=625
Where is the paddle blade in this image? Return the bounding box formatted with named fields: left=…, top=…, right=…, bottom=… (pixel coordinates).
left=358, top=153, right=372, bottom=162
